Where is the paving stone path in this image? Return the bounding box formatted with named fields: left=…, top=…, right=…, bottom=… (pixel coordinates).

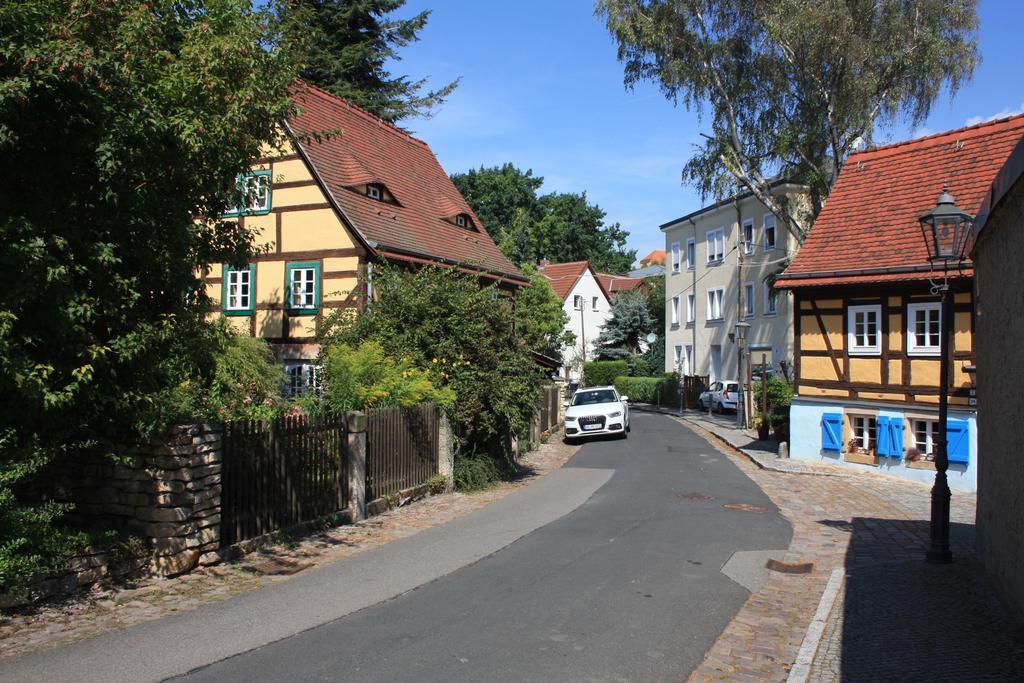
left=0, top=439, right=578, bottom=662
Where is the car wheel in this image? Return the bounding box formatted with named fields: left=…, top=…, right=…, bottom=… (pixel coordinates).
left=626, top=422, right=631, bottom=433
left=713, top=400, right=721, bottom=414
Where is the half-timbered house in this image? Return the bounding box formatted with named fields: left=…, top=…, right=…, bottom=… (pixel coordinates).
left=202, top=84, right=527, bottom=396
left=776, top=114, right=1024, bottom=490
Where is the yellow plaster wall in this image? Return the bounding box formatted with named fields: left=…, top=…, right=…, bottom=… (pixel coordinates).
left=226, top=317, right=250, bottom=335
left=954, top=311, right=972, bottom=352
left=817, top=299, right=843, bottom=308
left=256, top=310, right=283, bottom=338
left=800, top=301, right=813, bottom=310
left=256, top=261, right=285, bottom=304
left=280, top=209, right=353, bottom=252
left=889, top=360, right=903, bottom=383
left=889, top=315, right=903, bottom=351
left=888, top=296, right=901, bottom=307
left=859, top=392, right=905, bottom=402
left=207, top=264, right=223, bottom=278
left=799, top=386, right=848, bottom=398
left=324, top=256, right=359, bottom=272
left=323, top=277, right=357, bottom=303
left=799, top=315, right=843, bottom=351
left=914, top=394, right=940, bottom=404
left=954, top=292, right=970, bottom=304
left=205, top=282, right=221, bottom=306
left=802, top=356, right=841, bottom=382
left=246, top=214, right=277, bottom=252
left=849, top=358, right=881, bottom=384
left=288, top=316, right=317, bottom=339
left=273, top=158, right=312, bottom=183
left=953, top=362, right=974, bottom=388
left=910, top=359, right=940, bottom=386
left=274, top=185, right=328, bottom=208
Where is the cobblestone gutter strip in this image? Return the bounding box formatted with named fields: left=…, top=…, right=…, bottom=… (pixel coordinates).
left=0, top=440, right=580, bottom=662
left=786, top=569, right=845, bottom=683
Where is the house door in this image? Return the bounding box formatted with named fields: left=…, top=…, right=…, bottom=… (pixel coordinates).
left=710, top=344, right=722, bottom=382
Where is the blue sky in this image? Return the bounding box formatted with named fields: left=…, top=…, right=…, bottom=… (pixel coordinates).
left=395, top=0, right=1023, bottom=263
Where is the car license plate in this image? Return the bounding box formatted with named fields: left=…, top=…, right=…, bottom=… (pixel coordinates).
left=583, top=424, right=600, bottom=431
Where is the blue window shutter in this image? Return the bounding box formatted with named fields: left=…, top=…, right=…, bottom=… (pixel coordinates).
left=877, top=416, right=891, bottom=456
left=822, top=413, right=842, bottom=451
left=889, top=419, right=904, bottom=460
left=947, top=420, right=969, bottom=464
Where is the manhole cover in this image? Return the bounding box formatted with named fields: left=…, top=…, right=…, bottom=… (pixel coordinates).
left=723, top=502, right=767, bottom=513
left=676, top=492, right=714, bottom=501
left=765, top=558, right=814, bottom=574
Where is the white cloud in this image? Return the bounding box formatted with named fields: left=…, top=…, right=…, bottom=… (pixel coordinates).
left=911, top=127, right=935, bottom=139
left=965, top=103, right=1024, bottom=127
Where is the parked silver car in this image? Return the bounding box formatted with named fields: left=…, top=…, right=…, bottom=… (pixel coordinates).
left=698, top=381, right=740, bottom=413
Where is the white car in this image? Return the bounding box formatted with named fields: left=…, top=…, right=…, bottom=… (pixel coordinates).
left=564, top=386, right=630, bottom=440
left=699, top=380, right=740, bottom=413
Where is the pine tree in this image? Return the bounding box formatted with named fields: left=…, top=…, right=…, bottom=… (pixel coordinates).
left=594, top=290, right=654, bottom=360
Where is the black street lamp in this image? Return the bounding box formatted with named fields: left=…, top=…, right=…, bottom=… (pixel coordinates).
left=917, top=185, right=973, bottom=564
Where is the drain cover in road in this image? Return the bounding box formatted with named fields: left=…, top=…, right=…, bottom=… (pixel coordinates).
left=676, top=492, right=714, bottom=501
left=723, top=502, right=767, bottom=513
left=765, top=558, right=814, bottom=574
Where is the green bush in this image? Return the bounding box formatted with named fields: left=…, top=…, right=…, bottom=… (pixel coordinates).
left=313, top=341, right=455, bottom=414
left=753, top=377, right=794, bottom=435
left=629, top=354, right=652, bottom=377
left=613, top=375, right=661, bottom=403
left=584, top=360, right=628, bottom=387
left=453, top=453, right=505, bottom=492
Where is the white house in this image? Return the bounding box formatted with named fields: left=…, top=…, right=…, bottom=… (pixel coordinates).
left=539, top=260, right=613, bottom=380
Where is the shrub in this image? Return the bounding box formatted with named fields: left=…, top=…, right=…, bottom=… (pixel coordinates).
left=629, top=354, right=652, bottom=377
left=753, top=377, right=794, bottom=435
left=453, top=452, right=505, bottom=492
left=613, top=375, right=661, bottom=403
left=313, top=341, right=454, bottom=414
left=584, top=360, right=628, bottom=387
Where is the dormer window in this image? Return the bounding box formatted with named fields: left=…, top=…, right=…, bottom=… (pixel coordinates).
left=367, top=183, right=383, bottom=200
left=455, top=213, right=471, bottom=228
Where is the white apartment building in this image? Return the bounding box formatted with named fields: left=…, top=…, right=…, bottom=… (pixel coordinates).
left=661, top=185, right=808, bottom=382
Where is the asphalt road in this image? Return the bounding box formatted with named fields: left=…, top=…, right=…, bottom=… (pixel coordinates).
left=177, top=412, right=791, bottom=682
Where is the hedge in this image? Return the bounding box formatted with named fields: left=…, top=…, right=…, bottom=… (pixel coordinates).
left=583, top=360, right=627, bottom=387
left=613, top=375, right=661, bottom=403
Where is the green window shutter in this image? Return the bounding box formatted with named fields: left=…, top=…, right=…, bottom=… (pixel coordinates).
left=222, top=264, right=256, bottom=316
left=285, top=261, right=321, bottom=315
left=821, top=413, right=842, bottom=451
left=947, top=420, right=969, bottom=464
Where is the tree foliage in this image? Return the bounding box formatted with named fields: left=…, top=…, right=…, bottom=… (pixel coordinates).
left=598, top=0, right=980, bottom=239
left=0, top=0, right=300, bottom=595
left=451, top=164, right=637, bottom=273
left=593, top=290, right=654, bottom=359
left=294, top=0, right=459, bottom=124
left=515, top=265, right=576, bottom=363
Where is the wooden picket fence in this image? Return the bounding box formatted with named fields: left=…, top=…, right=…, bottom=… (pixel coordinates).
left=220, top=414, right=348, bottom=546
left=537, top=384, right=560, bottom=435
left=366, top=404, right=441, bottom=501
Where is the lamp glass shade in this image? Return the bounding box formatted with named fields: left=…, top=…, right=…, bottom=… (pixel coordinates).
left=734, top=321, right=750, bottom=342
left=918, top=190, right=973, bottom=263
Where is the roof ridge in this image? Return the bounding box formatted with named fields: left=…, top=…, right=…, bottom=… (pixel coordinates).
left=297, top=80, right=432, bottom=151
left=851, top=112, right=1024, bottom=159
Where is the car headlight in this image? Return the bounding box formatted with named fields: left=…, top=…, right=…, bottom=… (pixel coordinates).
left=608, top=411, right=622, bottom=418
left=565, top=415, right=577, bottom=422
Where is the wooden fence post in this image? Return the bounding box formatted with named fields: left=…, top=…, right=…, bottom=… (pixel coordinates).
left=345, top=411, right=367, bottom=521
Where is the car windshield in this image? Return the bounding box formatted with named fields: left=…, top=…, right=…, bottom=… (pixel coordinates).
left=572, top=390, right=618, bottom=406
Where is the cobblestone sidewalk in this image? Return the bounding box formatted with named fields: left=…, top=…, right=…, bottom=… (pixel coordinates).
left=0, top=439, right=578, bottom=662
left=677, top=416, right=998, bottom=683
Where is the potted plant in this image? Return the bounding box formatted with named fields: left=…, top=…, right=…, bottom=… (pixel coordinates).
left=756, top=416, right=771, bottom=441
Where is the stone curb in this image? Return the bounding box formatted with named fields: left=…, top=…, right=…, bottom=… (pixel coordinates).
left=787, top=568, right=845, bottom=683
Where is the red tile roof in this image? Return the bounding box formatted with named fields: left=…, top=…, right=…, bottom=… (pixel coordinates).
left=640, top=249, right=666, bottom=266
left=777, top=114, right=1024, bottom=288
left=596, top=273, right=644, bottom=294
left=287, top=83, right=526, bottom=284
left=539, top=261, right=611, bottom=302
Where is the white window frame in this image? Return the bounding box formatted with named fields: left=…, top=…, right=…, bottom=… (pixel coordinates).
left=671, top=241, right=681, bottom=273
left=706, top=228, right=725, bottom=263
left=847, top=304, right=882, bottom=355
left=741, top=219, right=755, bottom=255
left=707, top=288, right=724, bottom=321
left=763, top=213, right=777, bottom=251
left=573, top=294, right=583, bottom=310
left=685, top=345, right=693, bottom=375
left=592, top=296, right=599, bottom=311
left=225, top=268, right=252, bottom=311
left=851, top=415, right=877, bottom=452
left=743, top=281, right=755, bottom=318
left=289, top=267, right=318, bottom=311
left=671, top=295, right=680, bottom=326
left=284, top=361, right=322, bottom=398
left=906, top=302, right=941, bottom=357
left=673, top=344, right=683, bottom=371
left=456, top=214, right=468, bottom=227
left=764, top=288, right=779, bottom=316
left=367, top=184, right=382, bottom=200
left=686, top=293, right=695, bottom=323
left=913, top=419, right=939, bottom=458
left=685, top=238, right=696, bottom=270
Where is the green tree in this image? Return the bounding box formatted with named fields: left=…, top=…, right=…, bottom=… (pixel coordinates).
left=295, top=0, right=459, bottom=124
left=598, top=0, right=979, bottom=239
left=535, top=192, right=636, bottom=273
left=451, top=164, right=544, bottom=243
left=515, top=265, right=576, bottom=362
left=0, top=0, right=300, bottom=596
left=593, top=290, right=654, bottom=360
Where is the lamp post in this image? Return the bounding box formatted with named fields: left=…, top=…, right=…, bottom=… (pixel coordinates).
left=917, top=185, right=973, bottom=564
left=735, top=321, right=750, bottom=429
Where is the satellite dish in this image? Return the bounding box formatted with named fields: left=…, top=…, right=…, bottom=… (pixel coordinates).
left=645, top=332, right=658, bottom=344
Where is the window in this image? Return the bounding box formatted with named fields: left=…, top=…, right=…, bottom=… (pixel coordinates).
left=684, top=345, right=693, bottom=375
left=286, top=261, right=321, bottom=314
left=225, top=171, right=271, bottom=216
left=367, top=183, right=383, bottom=200
left=907, top=302, right=941, bottom=356
left=284, top=362, right=321, bottom=398
left=671, top=295, right=680, bottom=325
left=671, top=241, right=681, bottom=273
left=707, top=288, right=724, bottom=321
left=573, top=295, right=583, bottom=310
left=592, top=296, right=599, bottom=311
left=850, top=415, right=877, bottom=452
left=686, top=238, right=696, bottom=270
left=686, top=293, right=695, bottom=323
left=765, top=289, right=779, bottom=316
left=913, top=419, right=939, bottom=458
left=847, top=304, right=881, bottom=355
left=742, top=220, right=754, bottom=255
left=706, top=228, right=725, bottom=263
left=223, top=265, right=255, bottom=315
left=764, top=214, right=777, bottom=251
left=673, top=344, right=683, bottom=371
left=743, top=282, right=755, bottom=318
